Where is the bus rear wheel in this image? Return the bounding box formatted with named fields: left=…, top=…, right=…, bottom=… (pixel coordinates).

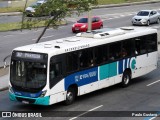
left=65, top=87, right=76, bottom=105
left=121, top=71, right=131, bottom=87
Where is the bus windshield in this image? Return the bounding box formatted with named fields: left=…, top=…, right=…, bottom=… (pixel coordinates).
left=10, top=60, right=47, bottom=92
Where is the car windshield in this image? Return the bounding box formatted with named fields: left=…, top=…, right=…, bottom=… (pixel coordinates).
left=10, top=60, right=47, bottom=92
left=77, top=18, right=88, bottom=23
left=30, top=2, right=42, bottom=7
left=137, top=11, right=149, bottom=16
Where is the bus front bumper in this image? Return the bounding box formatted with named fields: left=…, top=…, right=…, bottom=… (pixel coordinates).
left=9, top=92, right=50, bottom=106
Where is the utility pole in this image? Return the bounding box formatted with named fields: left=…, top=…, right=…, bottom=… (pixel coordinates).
left=87, top=4, right=92, bottom=33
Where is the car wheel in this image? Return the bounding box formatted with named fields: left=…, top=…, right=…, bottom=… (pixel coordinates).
left=146, top=20, right=150, bottom=26
left=100, top=25, right=103, bottom=29
left=157, top=18, right=160, bottom=24
left=72, top=31, right=76, bottom=33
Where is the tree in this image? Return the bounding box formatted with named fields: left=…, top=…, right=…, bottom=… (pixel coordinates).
left=22, top=0, right=98, bottom=43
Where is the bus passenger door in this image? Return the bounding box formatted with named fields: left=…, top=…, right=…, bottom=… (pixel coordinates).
left=49, top=55, right=66, bottom=104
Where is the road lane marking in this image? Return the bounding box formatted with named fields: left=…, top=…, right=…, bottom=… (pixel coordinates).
left=144, top=111, right=160, bottom=120
left=146, top=80, right=160, bottom=87
left=18, top=32, right=31, bottom=34
left=3, top=35, right=14, bottom=37
left=148, top=116, right=157, bottom=120
left=32, top=35, right=55, bottom=41
left=69, top=105, right=103, bottom=120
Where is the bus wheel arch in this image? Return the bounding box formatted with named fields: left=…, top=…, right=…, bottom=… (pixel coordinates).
left=65, top=84, right=78, bottom=105
left=121, top=69, right=132, bottom=87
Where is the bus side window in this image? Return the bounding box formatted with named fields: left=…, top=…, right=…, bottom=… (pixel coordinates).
left=50, top=62, right=62, bottom=80
left=146, top=34, right=157, bottom=52
left=66, top=52, right=78, bottom=73
left=79, top=48, right=94, bottom=69
left=88, top=48, right=94, bottom=67
left=135, top=38, right=141, bottom=55
left=121, top=39, right=134, bottom=57
left=95, top=45, right=108, bottom=64
left=50, top=70, right=55, bottom=80
left=79, top=50, right=85, bottom=68
left=79, top=51, right=85, bottom=68
left=135, top=36, right=147, bottom=55
left=109, top=42, right=121, bottom=60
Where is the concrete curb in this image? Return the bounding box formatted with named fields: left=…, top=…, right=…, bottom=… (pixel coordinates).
left=0, top=0, right=160, bottom=16
left=0, top=66, right=9, bottom=77
left=0, top=12, right=22, bottom=16
left=0, top=87, right=8, bottom=92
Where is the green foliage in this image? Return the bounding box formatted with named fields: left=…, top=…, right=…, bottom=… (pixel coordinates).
left=21, top=0, right=98, bottom=42
left=22, top=0, right=98, bottom=30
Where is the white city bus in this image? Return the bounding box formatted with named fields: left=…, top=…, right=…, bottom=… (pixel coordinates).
left=9, top=27, right=158, bottom=105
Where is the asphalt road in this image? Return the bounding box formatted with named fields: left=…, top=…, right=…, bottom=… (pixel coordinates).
left=0, top=61, right=160, bottom=120
left=0, top=3, right=160, bottom=120
left=0, top=2, right=160, bottom=66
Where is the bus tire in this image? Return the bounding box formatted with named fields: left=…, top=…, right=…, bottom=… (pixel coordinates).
left=121, top=71, right=131, bottom=87
left=65, top=87, right=76, bottom=105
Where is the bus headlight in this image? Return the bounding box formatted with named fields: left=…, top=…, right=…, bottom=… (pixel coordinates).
left=40, top=90, right=47, bottom=97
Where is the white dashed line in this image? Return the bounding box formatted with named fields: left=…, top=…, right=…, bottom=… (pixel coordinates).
left=147, top=79, right=160, bottom=87
left=69, top=105, right=103, bottom=120
left=32, top=35, right=55, bottom=41
left=3, top=35, right=14, bottom=37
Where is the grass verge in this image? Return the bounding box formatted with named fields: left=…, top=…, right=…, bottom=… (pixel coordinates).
left=0, top=7, right=23, bottom=13
left=0, top=0, right=148, bottom=13
left=0, top=20, right=67, bottom=32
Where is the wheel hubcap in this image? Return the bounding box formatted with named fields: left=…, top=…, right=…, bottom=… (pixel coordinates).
left=124, top=75, right=129, bottom=85
left=67, top=92, right=73, bottom=101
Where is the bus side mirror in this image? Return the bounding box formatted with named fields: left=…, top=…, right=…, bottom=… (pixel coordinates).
left=135, top=50, right=138, bottom=55
left=3, top=62, right=6, bottom=69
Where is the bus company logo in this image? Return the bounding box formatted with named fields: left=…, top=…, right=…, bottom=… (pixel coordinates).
left=130, top=58, right=136, bottom=70
left=75, top=75, right=79, bottom=82
left=2, top=112, right=11, bottom=117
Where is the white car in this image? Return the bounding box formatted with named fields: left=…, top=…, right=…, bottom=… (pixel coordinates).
left=25, top=0, right=47, bottom=17
left=132, top=10, right=160, bottom=26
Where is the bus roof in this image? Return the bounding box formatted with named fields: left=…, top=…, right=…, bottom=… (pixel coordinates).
left=13, top=27, right=157, bottom=56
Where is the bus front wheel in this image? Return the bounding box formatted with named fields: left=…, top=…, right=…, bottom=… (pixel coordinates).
left=121, top=71, right=131, bottom=87
left=65, top=87, right=76, bottom=105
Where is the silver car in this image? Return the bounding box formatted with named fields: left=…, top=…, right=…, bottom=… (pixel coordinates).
left=25, top=0, right=47, bottom=17
left=132, top=10, right=160, bottom=26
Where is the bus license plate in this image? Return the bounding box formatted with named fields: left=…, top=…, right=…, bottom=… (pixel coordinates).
left=22, top=100, right=29, bottom=104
